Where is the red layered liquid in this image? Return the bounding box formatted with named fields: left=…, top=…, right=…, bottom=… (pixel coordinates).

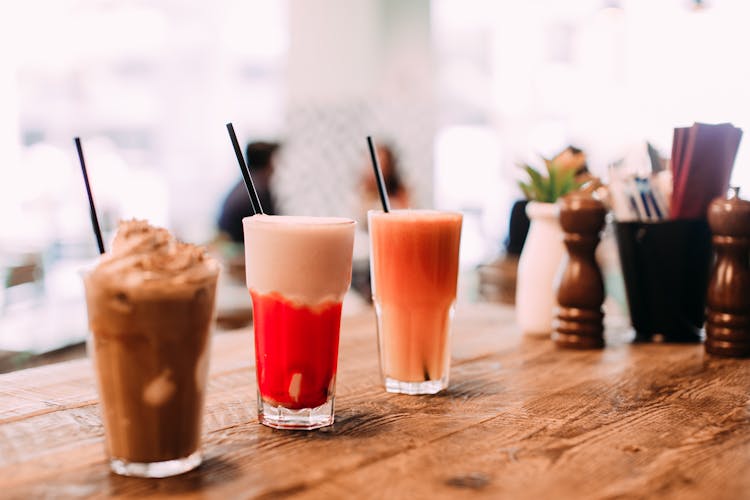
left=250, top=290, right=342, bottom=410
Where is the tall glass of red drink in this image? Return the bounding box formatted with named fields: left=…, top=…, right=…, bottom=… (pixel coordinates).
left=369, top=210, right=462, bottom=395
left=243, top=215, right=355, bottom=429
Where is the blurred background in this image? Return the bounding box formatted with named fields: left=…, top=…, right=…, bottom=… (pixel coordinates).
left=1, top=0, right=749, bottom=359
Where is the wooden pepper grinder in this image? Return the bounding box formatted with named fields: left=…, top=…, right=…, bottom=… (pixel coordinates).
left=705, top=187, right=750, bottom=357
left=553, top=193, right=607, bottom=349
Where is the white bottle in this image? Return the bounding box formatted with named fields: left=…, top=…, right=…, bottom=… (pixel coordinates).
left=515, top=201, right=565, bottom=335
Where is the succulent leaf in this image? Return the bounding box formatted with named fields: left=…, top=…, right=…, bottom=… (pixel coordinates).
left=518, top=160, right=580, bottom=203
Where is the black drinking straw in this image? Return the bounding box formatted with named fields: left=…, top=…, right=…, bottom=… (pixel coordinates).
left=74, top=137, right=105, bottom=255
left=226, top=122, right=263, bottom=215
left=367, top=136, right=391, bottom=212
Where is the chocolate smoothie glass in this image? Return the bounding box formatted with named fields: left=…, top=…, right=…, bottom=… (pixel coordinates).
left=369, top=210, right=462, bottom=395
left=83, top=220, right=219, bottom=477
left=243, top=215, right=355, bottom=430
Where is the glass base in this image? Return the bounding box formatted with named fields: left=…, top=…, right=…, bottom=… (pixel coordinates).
left=258, top=393, right=335, bottom=430
left=384, top=375, right=448, bottom=395
left=110, top=450, right=201, bottom=478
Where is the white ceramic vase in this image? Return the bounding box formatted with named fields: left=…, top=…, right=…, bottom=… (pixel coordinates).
left=515, top=201, right=565, bottom=335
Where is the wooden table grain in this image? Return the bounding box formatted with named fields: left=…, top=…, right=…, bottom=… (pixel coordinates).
left=1, top=303, right=749, bottom=499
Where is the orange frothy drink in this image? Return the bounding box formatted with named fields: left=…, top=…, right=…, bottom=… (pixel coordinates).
left=368, top=210, right=462, bottom=394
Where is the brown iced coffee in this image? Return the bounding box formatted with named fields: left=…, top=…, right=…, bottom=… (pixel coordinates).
left=83, top=220, right=219, bottom=478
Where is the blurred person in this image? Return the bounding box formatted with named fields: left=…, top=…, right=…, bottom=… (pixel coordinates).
left=357, top=143, right=411, bottom=227
left=351, top=143, right=412, bottom=303
left=217, top=141, right=280, bottom=243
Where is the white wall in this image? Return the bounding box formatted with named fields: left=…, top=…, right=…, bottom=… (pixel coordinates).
left=276, top=0, right=435, bottom=218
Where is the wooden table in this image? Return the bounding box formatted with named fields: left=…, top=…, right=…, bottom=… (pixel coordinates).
left=1, top=304, right=749, bottom=499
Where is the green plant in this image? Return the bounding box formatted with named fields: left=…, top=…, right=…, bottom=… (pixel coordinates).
left=518, top=161, right=581, bottom=203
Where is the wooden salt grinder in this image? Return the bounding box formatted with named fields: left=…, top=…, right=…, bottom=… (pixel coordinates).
left=705, top=188, right=750, bottom=357
left=553, top=193, right=607, bottom=349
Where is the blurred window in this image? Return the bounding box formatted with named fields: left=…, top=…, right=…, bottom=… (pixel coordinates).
left=433, top=0, right=750, bottom=261
left=1, top=0, right=287, bottom=249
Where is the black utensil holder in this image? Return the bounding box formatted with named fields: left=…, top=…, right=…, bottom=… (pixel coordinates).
left=614, top=220, right=712, bottom=342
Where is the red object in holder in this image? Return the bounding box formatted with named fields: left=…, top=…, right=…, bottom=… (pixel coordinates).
left=670, top=123, right=743, bottom=220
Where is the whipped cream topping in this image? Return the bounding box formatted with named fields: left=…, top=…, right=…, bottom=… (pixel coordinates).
left=89, top=219, right=219, bottom=296
left=243, top=215, right=355, bottom=306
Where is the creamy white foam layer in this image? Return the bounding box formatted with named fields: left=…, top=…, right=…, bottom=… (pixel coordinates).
left=368, top=209, right=463, bottom=224
left=243, top=215, right=356, bottom=305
